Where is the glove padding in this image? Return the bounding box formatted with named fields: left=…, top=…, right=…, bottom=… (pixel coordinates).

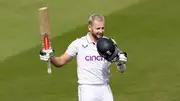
left=111, top=52, right=127, bottom=64
left=39, top=49, right=54, bottom=61
left=118, top=52, right=127, bottom=64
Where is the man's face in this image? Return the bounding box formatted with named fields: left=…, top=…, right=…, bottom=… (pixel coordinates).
left=88, top=20, right=105, bottom=40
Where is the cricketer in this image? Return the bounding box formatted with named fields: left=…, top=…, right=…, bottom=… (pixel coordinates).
left=40, top=14, right=128, bottom=101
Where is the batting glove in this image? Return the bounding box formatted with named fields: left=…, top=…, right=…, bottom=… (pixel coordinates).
left=39, top=49, right=54, bottom=61
left=118, top=52, right=127, bottom=64
left=112, top=52, right=127, bottom=64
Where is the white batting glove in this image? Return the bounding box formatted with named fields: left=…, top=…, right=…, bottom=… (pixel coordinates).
left=112, top=52, right=127, bottom=64
left=118, top=52, right=127, bottom=64
left=39, top=49, right=54, bottom=61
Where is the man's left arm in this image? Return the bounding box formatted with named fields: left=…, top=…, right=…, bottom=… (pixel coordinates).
left=111, top=39, right=127, bottom=73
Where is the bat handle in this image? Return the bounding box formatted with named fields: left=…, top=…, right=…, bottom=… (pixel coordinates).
left=47, top=59, right=52, bottom=74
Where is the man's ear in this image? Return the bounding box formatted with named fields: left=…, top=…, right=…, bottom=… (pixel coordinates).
left=88, top=24, right=92, bottom=32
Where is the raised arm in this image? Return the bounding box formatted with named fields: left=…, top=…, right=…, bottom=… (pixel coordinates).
left=50, top=52, right=73, bottom=68
left=40, top=39, right=79, bottom=68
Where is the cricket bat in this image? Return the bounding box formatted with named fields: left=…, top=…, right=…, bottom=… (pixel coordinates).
left=38, top=7, right=52, bottom=74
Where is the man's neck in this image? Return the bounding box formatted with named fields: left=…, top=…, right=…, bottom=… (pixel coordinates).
left=88, top=33, right=98, bottom=43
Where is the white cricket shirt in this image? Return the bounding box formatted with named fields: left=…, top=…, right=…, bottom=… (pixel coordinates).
left=66, top=33, right=112, bottom=85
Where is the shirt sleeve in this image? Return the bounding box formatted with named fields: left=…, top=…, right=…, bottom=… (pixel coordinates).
left=65, top=39, right=79, bottom=57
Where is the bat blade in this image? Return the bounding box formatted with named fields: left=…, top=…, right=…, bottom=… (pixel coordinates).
left=38, top=7, right=52, bottom=74
left=39, top=7, right=51, bottom=50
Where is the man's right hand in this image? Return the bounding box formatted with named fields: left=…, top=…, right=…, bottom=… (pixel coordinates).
left=39, top=49, right=54, bottom=61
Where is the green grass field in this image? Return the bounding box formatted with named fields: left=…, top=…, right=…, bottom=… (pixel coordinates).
left=0, top=0, right=180, bottom=101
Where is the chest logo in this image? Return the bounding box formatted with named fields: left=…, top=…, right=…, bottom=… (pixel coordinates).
left=82, top=44, right=88, bottom=48
left=85, top=55, right=105, bottom=61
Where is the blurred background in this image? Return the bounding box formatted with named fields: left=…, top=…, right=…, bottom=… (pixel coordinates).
left=0, top=0, right=180, bottom=101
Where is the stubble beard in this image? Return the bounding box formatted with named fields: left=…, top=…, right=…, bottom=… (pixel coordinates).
left=91, top=32, right=104, bottom=40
